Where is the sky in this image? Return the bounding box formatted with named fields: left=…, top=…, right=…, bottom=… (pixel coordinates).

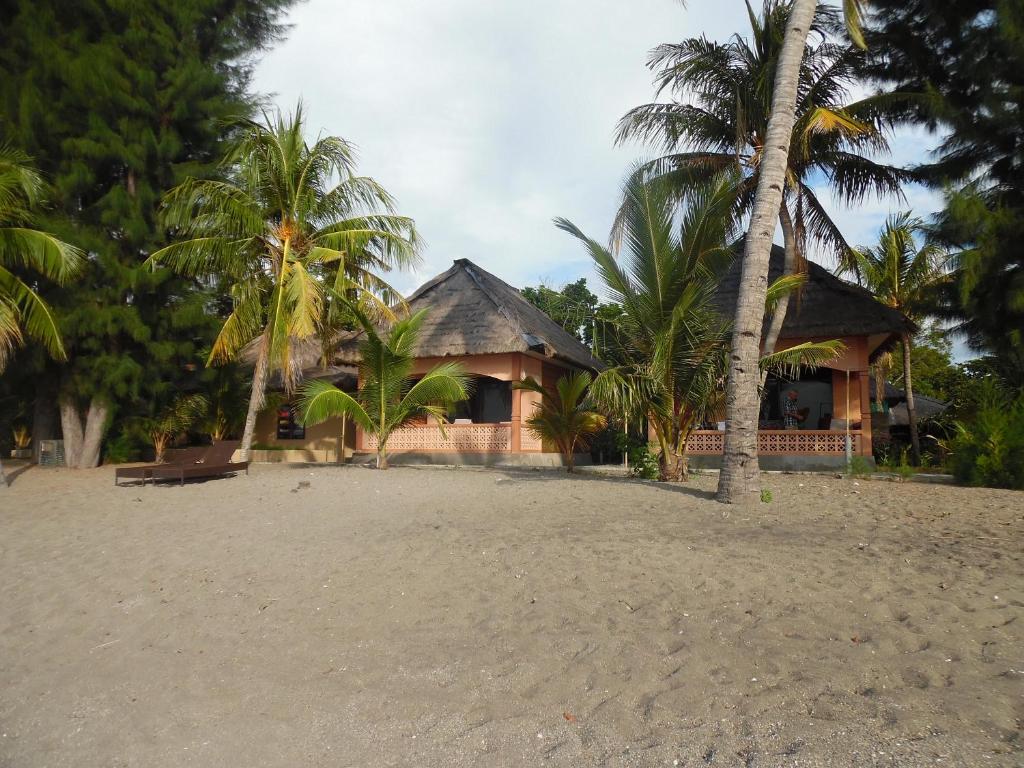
left=253, top=0, right=946, bottom=302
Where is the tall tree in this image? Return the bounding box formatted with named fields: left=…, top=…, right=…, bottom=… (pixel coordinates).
left=521, top=279, right=600, bottom=346
left=148, top=105, right=421, bottom=461
left=618, top=1, right=907, bottom=361
left=0, top=0, right=294, bottom=467
left=840, top=212, right=947, bottom=464
left=705, top=0, right=868, bottom=503
left=861, top=0, right=1024, bottom=365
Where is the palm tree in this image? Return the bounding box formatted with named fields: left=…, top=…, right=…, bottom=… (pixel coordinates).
left=0, top=145, right=83, bottom=486
left=147, top=104, right=420, bottom=461
left=716, top=0, right=863, bottom=503
left=297, top=307, right=471, bottom=469
left=617, top=1, right=909, bottom=359
left=513, top=372, right=607, bottom=473
left=558, top=173, right=841, bottom=481
left=840, top=212, right=947, bottom=465
left=0, top=145, right=83, bottom=371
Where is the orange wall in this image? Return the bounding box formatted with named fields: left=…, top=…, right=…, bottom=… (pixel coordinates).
left=253, top=408, right=355, bottom=460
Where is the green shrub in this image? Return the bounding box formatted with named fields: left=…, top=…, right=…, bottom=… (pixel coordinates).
left=848, top=455, right=874, bottom=477
left=760, top=488, right=773, bottom=503
left=103, top=431, right=145, bottom=464
left=629, top=443, right=660, bottom=480
left=948, top=388, right=1024, bottom=489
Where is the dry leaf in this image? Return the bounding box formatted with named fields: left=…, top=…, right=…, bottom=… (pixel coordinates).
left=563, top=712, right=577, bottom=722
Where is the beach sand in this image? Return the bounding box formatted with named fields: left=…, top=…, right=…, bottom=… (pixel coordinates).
left=0, top=463, right=1020, bottom=767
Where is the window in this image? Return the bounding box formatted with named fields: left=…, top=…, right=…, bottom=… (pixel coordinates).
left=276, top=404, right=305, bottom=440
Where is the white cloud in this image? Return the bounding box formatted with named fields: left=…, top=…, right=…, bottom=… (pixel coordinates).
left=254, top=0, right=943, bottom=301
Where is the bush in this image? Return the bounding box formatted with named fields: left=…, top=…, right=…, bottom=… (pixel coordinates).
left=629, top=443, right=660, bottom=480
left=948, top=388, right=1024, bottom=489
left=103, top=431, right=145, bottom=464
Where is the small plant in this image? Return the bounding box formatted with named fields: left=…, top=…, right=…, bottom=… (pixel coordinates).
left=629, top=443, right=661, bottom=480
left=514, top=372, right=607, bottom=473
left=760, top=488, right=773, bottom=503
left=847, top=455, right=874, bottom=477
left=12, top=425, right=31, bottom=449
left=894, top=448, right=915, bottom=481
left=143, top=393, right=209, bottom=463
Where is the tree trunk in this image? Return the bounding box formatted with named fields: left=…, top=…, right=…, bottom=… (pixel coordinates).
left=717, top=0, right=818, bottom=504
left=59, top=397, right=108, bottom=468
left=659, top=450, right=688, bottom=482
left=77, top=399, right=109, bottom=468
left=874, top=362, right=886, bottom=409
left=239, top=335, right=270, bottom=463
left=901, top=333, right=921, bottom=466
left=760, top=199, right=799, bottom=364
left=377, top=445, right=388, bottom=469
left=337, top=416, right=347, bottom=464
left=59, top=396, right=84, bottom=468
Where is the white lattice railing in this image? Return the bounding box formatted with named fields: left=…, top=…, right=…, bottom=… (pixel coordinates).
left=364, top=423, right=512, bottom=453
left=687, top=430, right=861, bottom=455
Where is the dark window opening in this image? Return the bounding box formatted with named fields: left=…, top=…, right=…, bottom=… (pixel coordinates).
left=451, top=376, right=512, bottom=423
left=276, top=404, right=305, bottom=440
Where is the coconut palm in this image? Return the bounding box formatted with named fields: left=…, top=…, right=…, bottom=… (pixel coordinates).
left=617, top=1, right=909, bottom=359
left=513, top=372, right=607, bottom=473
left=840, top=212, right=947, bottom=465
left=298, top=306, right=471, bottom=469
left=0, top=145, right=83, bottom=487
left=0, top=145, right=83, bottom=372
left=705, top=0, right=864, bottom=503
left=557, top=173, right=842, bottom=481
left=147, top=104, right=420, bottom=461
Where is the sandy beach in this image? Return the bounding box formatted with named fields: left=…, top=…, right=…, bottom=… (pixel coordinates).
left=0, top=463, right=1020, bottom=767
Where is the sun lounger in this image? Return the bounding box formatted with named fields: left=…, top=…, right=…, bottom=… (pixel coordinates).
left=149, top=440, right=249, bottom=486
left=114, top=446, right=210, bottom=486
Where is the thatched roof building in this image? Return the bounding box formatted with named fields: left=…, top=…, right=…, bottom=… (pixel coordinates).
left=336, top=258, right=603, bottom=370
left=713, top=244, right=913, bottom=358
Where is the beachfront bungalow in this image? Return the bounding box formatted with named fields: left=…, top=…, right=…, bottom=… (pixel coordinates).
left=250, top=248, right=910, bottom=469
left=249, top=258, right=603, bottom=466
left=686, top=244, right=913, bottom=470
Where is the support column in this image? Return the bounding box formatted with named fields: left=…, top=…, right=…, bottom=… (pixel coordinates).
left=858, top=369, right=872, bottom=456
left=511, top=385, right=522, bottom=453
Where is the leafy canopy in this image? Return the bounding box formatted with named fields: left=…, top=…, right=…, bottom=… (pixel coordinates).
left=148, top=103, right=421, bottom=394
left=0, top=144, right=83, bottom=371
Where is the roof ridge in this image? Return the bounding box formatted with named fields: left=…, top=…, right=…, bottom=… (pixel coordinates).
left=457, top=260, right=526, bottom=341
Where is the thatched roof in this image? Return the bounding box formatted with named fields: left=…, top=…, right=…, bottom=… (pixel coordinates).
left=338, top=259, right=604, bottom=370
left=713, top=244, right=914, bottom=354
left=869, top=375, right=949, bottom=424
left=238, top=334, right=358, bottom=390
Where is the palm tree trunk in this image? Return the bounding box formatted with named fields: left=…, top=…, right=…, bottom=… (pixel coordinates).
left=59, top=396, right=84, bottom=468
left=760, top=200, right=799, bottom=363
left=377, top=445, right=388, bottom=469
left=901, top=332, right=921, bottom=465
left=0, top=455, right=7, bottom=486
left=77, top=399, right=109, bottom=469
left=337, top=416, right=347, bottom=464
left=717, top=0, right=818, bottom=504
left=239, top=337, right=270, bottom=463
left=874, top=362, right=886, bottom=409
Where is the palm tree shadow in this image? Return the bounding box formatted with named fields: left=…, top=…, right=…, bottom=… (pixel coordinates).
left=491, top=466, right=717, bottom=502
left=2, top=462, right=34, bottom=486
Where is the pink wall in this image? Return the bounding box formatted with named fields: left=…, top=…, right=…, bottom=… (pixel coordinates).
left=356, top=352, right=579, bottom=454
